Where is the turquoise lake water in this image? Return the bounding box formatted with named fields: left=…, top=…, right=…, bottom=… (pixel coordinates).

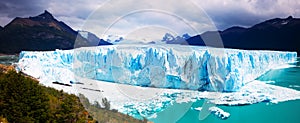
left=151, top=58, right=300, bottom=123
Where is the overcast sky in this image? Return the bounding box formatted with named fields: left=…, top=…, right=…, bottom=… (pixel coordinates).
left=0, top=0, right=299, bottom=41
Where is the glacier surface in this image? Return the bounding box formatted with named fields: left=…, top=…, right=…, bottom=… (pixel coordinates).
left=17, top=44, right=297, bottom=92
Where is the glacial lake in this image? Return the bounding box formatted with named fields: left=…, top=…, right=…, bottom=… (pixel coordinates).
left=151, top=58, right=300, bottom=123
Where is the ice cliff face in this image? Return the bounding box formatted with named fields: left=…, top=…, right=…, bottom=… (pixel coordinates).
left=17, top=45, right=297, bottom=92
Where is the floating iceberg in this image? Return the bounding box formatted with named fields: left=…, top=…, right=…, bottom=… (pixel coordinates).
left=17, top=44, right=296, bottom=92
left=191, top=106, right=230, bottom=120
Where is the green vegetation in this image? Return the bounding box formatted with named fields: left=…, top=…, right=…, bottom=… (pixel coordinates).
left=0, top=70, right=88, bottom=122
left=0, top=67, right=149, bottom=123
left=0, top=71, right=49, bottom=122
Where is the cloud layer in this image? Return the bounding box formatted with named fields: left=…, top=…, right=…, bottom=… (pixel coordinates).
left=0, top=0, right=299, bottom=39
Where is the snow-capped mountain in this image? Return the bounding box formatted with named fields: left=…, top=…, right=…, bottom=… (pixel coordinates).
left=162, top=33, right=175, bottom=42
left=101, top=34, right=124, bottom=44
left=78, top=31, right=101, bottom=46
left=182, top=33, right=191, bottom=40
left=78, top=31, right=114, bottom=46
left=161, top=33, right=191, bottom=44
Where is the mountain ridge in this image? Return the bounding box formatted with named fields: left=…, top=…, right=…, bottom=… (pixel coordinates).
left=0, top=11, right=298, bottom=55
left=185, top=16, right=300, bottom=55
left=0, top=10, right=111, bottom=54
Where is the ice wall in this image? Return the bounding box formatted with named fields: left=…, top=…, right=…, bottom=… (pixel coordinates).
left=17, top=45, right=297, bottom=92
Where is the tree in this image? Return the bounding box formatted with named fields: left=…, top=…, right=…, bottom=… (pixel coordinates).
left=0, top=71, right=49, bottom=122
left=101, top=98, right=110, bottom=110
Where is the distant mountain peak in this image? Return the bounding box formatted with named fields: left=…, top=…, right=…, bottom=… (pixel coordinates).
left=101, top=34, right=124, bottom=44
left=28, top=10, right=55, bottom=22
left=162, top=33, right=175, bottom=41
left=159, top=33, right=190, bottom=44
left=287, top=16, right=293, bottom=20
left=7, top=10, right=59, bottom=28
left=39, top=10, right=54, bottom=19
left=182, top=33, right=191, bottom=40
left=78, top=30, right=112, bottom=46
left=248, top=16, right=298, bottom=30
left=222, top=26, right=246, bottom=34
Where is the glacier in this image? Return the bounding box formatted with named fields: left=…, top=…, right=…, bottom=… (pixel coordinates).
left=17, top=44, right=297, bottom=92
left=15, top=45, right=300, bottom=119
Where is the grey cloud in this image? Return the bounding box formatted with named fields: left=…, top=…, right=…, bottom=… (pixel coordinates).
left=196, top=0, right=300, bottom=30
left=0, top=0, right=300, bottom=36
left=0, top=0, right=104, bottom=27
left=80, top=0, right=218, bottom=38
left=0, top=0, right=48, bottom=18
